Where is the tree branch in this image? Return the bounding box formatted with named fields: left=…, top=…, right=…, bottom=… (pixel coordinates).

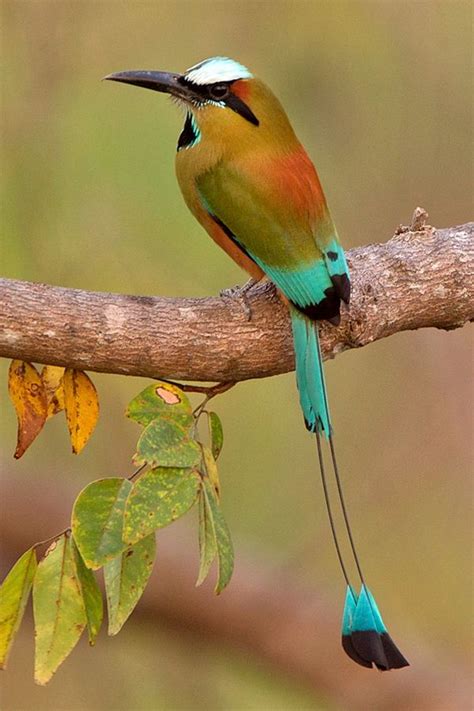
left=1, top=212, right=472, bottom=381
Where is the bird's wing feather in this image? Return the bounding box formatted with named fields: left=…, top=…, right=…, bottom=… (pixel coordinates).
left=197, top=153, right=348, bottom=309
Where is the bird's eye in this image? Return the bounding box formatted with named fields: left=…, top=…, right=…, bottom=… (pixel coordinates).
left=209, top=84, right=229, bottom=100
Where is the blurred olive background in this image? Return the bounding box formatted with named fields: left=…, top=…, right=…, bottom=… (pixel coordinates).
left=1, top=1, right=472, bottom=709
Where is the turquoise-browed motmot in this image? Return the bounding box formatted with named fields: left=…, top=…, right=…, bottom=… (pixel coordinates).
left=105, top=57, right=408, bottom=671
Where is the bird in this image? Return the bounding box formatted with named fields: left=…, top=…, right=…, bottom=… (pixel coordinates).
left=105, top=57, right=409, bottom=671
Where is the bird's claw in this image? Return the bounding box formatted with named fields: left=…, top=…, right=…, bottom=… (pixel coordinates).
left=220, top=278, right=259, bottom=321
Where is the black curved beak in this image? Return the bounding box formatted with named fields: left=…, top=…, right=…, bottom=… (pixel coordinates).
left=103, top=70, right=191, bottom=101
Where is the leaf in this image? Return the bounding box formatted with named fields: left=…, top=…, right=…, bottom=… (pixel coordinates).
left=208, top=411, right=224, bottom=460
left=201, top=445, right=220, bottom=498
left=127, top=381, right=193, bottom=428
left=200, top=477, right=234, bottom=594
left=33, top=534, right=87, bottom=685
left=104, top=533, right=156, bottom=636
left=134, top=416, right=201, bottom=469
left=123, top=467, right=200, bottom=545
left=41, top=365, right=65, bottom=419
left=0, top=548, right=37, bottom=669
left=63, top=368, right=99, bottom=454
left=72, top=539, right=103, bottom=645
left=196, top=492, right=217, bottom=587
left=72, top=478, right=132, bottom=569
left=8, top=360, right=48, bottom=458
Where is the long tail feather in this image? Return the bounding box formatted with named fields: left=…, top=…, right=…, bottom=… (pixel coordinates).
left=291, top=310, right=409, bottom=670
left=315, top=431, right=350, bottom=588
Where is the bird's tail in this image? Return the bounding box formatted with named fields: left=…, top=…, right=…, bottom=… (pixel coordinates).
left=291, top=308, right=409, bottom=670
left=290, top=309, right=330, bottom=435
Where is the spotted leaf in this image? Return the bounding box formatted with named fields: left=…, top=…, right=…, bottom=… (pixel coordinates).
left=134, top=416, right=201, bottom=469
left=33, top=534, right=86, bottom=685
left=71, top=478, right=132, bottom=569
left=104, top=533, right=156, bottom=636
left=123, top=467, right=200, bottom=545
left=63, top=368, right=99, bottom=454
left=126, top=381, right=193, bottom=428
left=41, top=365, right=65, bottom=419
left=8, top=360, right=48, bottom=458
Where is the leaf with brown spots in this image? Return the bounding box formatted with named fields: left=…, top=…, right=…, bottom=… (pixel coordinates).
left=8, top=360, right=48, bottom=458
left=126, top=381, right=193, bottom=428
left=33, top=534, right=87, bottom=685
left=104, top=533, right=156, bottom=636
left=123, top=467, right=200, bottom=545
left=63, top=368, right=99, bottom=454
left=41, top=365, right=65, bottom=419
left=134, top=416, right=201, bottom=469
left=71, top=478, right=132, bottom=569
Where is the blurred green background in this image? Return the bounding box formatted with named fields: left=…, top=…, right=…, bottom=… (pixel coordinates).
left=1, top=1, right=472, bottom=709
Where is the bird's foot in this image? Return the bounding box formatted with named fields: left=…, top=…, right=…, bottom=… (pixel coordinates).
left=220, top=278, right=260, bottom=321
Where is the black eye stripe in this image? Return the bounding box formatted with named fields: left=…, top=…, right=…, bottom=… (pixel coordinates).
left=225, top=93, right=259, bottom=126
left=177, top=76, right=259, bottom=126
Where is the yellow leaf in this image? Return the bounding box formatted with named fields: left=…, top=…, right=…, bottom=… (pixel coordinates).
left=63, top=369, right=99, bottom=454
left=8, top=360, right=48, bottom=458
left=41, top=365, right=65, bottom=419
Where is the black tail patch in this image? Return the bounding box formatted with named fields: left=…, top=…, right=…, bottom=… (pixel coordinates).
left=342, top=631, right=409, bottom=671
left=351, top=630, right=390, bottom=670
left=294, top=272, right=350, bottom=325
left=380, top=633, right=410, bottom=669
left=342, top=635, right=372, bottom=668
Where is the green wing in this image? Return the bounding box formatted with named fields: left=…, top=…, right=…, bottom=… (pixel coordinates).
left=197, top=162, right=340, bottom=308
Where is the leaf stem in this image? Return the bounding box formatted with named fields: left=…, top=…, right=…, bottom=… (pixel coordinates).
left=127, top=462, right=147, bottom=481
left=192, top=381, right=236, bottom=418
left=32, top=527, right=71, bottom=550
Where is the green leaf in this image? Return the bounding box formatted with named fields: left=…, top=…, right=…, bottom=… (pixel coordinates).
left=200, top=477, right=234, bottom=594
left=124, top=467, right=200, bottom=545
left=0, top=548, right=37, bottom=669
left=208, top=411, right=224, bottom=460
left=72, top=539, right=103, bottom=645
left=196, top=492, right=217, bottom=587
left=104, top=533, right=156, bottom=636
left=201, top=444, right=220, bottom=498
left=127, top=381, right=193, bottom=428
left=72, top=478, right=132, bottom=569
left=33, top=534, right=87, bottom=685
left=134, top=417, right=201, bottom=469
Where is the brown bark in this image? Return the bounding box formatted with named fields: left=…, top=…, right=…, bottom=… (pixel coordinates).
left=0, top=213, right=472, bottom=381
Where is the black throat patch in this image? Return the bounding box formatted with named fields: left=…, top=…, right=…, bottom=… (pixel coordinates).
left=177, top=113, right=200, bottom=151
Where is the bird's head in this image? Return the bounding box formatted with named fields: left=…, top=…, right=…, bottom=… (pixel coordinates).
left=105, top=57, right=297, bottom=153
